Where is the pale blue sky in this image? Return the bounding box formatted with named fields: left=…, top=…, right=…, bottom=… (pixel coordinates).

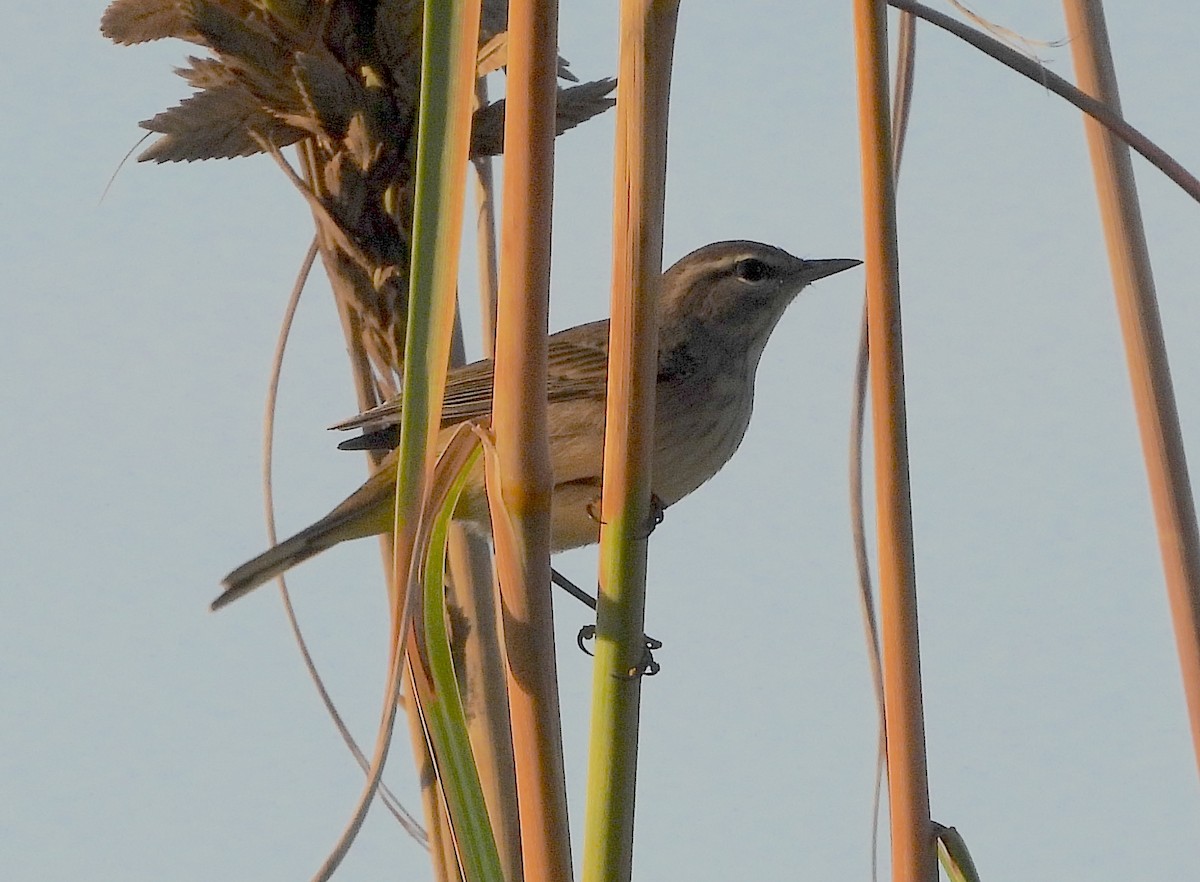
left=4, top=3, right=1200, bottom=880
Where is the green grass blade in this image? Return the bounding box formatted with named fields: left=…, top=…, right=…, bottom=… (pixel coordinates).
left=392, top=0, right=484, bottom=575
left=935, top=823, right=982, bottom=882
left=418, top=434, right=504, bottom=882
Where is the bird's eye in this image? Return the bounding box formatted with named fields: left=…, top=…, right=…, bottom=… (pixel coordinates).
left=733, top=257, right=771, bottom=282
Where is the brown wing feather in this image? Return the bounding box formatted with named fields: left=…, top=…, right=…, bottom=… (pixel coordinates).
left=330, top=319, right=612, bottom=434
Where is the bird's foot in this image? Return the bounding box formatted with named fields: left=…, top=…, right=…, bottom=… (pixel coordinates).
left=585, top=492, right=666, bottom=540
left=636, top=493, right=666, bottom=540
left=576, top=625, right=662, bottom=677
left=553, top=568, right=662, bottom=676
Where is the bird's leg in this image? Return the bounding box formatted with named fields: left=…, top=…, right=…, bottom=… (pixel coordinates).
left=551, top=567, right=661, bottom=675
left=551, top=566, right=598, bottom=612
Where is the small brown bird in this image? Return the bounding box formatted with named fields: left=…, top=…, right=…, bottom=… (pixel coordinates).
left=213, top=241, right=859, bottom=610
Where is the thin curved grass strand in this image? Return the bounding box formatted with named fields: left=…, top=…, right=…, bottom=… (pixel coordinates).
left=99, top=132, right=153, bottom=204
left=310, top=612, right=416, bottom=882
left=260, top=237, right=427, bottom=845
left=305, top=426, right=469, bottom=882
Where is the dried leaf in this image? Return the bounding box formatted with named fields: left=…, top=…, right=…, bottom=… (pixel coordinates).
left=474, top=30, right=578, bottom=82
left=479, top=0, right=508, bottom=40
left=553, top=77, right=616, bottom=131
left=139, top=84, right=304, bottom=162
left=470, top=78, right=616, bottom=158
left=260, top=0, right=316, bottom=30
left=344, top=113, right=383, bottom=172
left=293, top=51, right=362, bottom=139
left=100, top=0, right=200, bottom=45
left=374, top=0, right=424, bottom=99
left=476, top=32, right=507, bottom=79
left=179, top=6, right=306, bottom=122
left=175, top=55, right=236, bottom=89
left=189, top=0, right=288, bottom=74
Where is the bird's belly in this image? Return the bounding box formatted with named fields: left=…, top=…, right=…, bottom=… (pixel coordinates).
left=651, top=379, right=752, bottom=505
left=466, top=379, right=753, bottom=551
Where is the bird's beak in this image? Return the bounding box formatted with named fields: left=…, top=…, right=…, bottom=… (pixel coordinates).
left=803, top=257, right=863, bottom=282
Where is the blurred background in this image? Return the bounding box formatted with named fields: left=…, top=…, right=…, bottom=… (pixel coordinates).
left=3, top=3, right=1199, bottom=879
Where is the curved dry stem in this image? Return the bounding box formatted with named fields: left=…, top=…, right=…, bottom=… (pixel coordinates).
left=888, top=0, right=1200, bottom=203
left=306, top=424, right=474, bottom=882
left=260, top=237, right=427, bottom=845
left=251, top=132, right=381, bottom=275
left=311, top=623, right=417, bottom=882
left=259, top=239, right=402, bottom=882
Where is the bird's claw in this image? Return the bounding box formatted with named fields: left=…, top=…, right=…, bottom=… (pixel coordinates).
left=635, top=493, right=666, bottom=540
left=627, top=641, right=662, bottom=678
left=576, top=624, right=596, bottom=655
left=575, top=625, right=662, bottom=677
left=586, top=492, right=666, bottom=541
left=586, top=498, right=604, bottom=526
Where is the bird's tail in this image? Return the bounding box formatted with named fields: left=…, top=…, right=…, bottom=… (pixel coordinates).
left=212, top=466, right=398, bottom=611
left=212, top=527, right=341, bottom=611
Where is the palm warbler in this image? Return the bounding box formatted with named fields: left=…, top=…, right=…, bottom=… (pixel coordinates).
left=213, top=240, right=859, bottom=610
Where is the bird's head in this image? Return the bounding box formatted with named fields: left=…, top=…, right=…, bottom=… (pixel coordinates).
left=659, top=242, right=860, bottom=351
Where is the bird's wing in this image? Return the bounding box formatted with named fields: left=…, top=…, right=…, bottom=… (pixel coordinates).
left=330, top=319, right=611, bottom=433
left=440, top=358, right=500, bottom=424
left=545, top=319, right=610, bottom=404
left=329, top=358, right=497, bottom=432
left=329, top=397, right=402, bottom=432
